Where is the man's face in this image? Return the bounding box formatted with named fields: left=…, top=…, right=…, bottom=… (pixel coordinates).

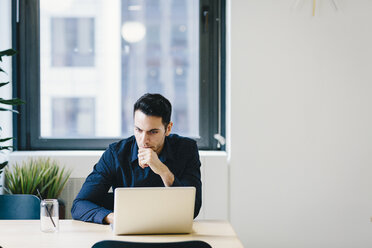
left=134, top=110, right=172, bottom=154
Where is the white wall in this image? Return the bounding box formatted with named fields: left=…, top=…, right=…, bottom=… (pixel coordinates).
left=230, top=0, right=372, bottom=247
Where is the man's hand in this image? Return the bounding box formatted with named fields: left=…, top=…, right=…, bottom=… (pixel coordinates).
left=104, top=212, right=114, bottom=224
left=138, top=147, right=175, bottom=186
left=138, top=147, right=162, bottom=172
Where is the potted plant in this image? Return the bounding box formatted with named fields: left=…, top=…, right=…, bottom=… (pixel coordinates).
left=0, top=49, right=24, bottom=188
left=4, top=157, right=72, bottom=219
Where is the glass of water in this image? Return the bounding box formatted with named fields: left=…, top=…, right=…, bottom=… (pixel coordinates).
left=40, top=199, right=59, bottom=233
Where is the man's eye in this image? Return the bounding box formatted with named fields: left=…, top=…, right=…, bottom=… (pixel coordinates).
left=150, top=131, right=158, bottom=134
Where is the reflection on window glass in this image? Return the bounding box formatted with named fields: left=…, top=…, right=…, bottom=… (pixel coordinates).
left=40, top=0, right=199, bottom=139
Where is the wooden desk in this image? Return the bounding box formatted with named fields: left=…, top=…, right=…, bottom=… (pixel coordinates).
left=0, top=220, right=243, bottom=248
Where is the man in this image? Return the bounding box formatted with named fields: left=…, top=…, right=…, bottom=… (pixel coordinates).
left=71, top=93, right=201, bottom=224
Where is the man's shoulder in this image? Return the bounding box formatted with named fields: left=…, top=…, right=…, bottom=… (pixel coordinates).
left=167, top=134, right=197, bottom=148
left=107, top=136, right=136, bottom=154
left=166, top=134, right=199, bottom=162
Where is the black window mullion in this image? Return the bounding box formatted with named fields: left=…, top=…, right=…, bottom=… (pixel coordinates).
left=199, top=0, right=222, bottom=150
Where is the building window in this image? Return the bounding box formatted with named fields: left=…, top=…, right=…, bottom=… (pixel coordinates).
left=14, top=0, right=225, bottom=150
left=51, top=18, right=95, bottom=67
left=51, top=97, right=95, bottom=137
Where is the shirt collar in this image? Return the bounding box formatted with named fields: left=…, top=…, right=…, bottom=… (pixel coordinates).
left=130, top=136, right=174, bottom=163
left=130, top=139, right=139, bottom=163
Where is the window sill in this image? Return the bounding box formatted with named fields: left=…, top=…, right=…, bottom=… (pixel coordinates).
left=9, top=150, right=227, bottom=178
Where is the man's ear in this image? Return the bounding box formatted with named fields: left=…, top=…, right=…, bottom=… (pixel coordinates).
left=165, top=122, right=173, bottom=136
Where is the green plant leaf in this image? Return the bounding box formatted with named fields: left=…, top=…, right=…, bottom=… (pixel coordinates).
left=0, top=161, right=8, bottom=170
left=0, top=98, right=25, bottom=105
left=0, top=146, right=13, bottom=150
left=19, top=166, right=24, bottom=194
left=57, top=169, right=72, bottom=197
left=4, top=157, right=71, bottom=199
left=0, top=49, right=17, bottom=61
left=0, top=82, right=9, bottom=87
left=0, top=137, right=12, bottom=142
left=0, top=49, right=22, bottom=162
left=5, top=166, right=17, bottom=192
left=0, top=107, right=19, bottom=113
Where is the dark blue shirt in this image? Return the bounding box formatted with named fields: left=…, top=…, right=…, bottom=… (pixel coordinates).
left=71, top=134, right=202, bottom=224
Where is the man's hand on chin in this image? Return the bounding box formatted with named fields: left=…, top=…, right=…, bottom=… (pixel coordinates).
left=138, top=147, right=175, bottom=187
left=138, top=147, right=163, bottom=173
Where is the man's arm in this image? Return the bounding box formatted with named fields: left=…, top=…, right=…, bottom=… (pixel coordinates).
left=71, top=149, right=115, bottom=224
left=138, top=139, right=202, bottom=218
left=159, top=166, right=175, bottom=187
left=138, top=148, right=175, bottom=186
left=170, top=140, right=202, bottom=218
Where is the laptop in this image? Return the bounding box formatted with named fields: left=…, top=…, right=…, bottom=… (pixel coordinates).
left=113, top=187, right=196, bottom=235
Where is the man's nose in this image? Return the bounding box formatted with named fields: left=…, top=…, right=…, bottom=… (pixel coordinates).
left=141, top=132, right=149, bottom=144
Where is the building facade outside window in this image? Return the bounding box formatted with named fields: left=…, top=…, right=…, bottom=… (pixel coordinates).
left=14, top=0, right=225, bottom=150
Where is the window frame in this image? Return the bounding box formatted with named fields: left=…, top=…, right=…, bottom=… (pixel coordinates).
left=13, top=0, right=225, bottom=150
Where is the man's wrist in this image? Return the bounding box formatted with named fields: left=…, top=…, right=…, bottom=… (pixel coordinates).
left=103, top=212, right=114, bottom=224
left=160, top=166, right=175, bottom=187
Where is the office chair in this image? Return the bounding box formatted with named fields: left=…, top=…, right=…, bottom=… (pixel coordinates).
left=92, top=240, right=212, bottom=248
left=0, top=194, right=40, bottom=219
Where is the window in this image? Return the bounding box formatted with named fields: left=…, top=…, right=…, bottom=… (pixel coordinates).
left=51, top=18, right=95, bottom=67
left=51, top=97, right=95, bottom=137
left=14, top=0, right=225, bottom=150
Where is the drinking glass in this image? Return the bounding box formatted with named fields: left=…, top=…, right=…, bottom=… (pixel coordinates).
left=40, top=199, right=59, bottom=232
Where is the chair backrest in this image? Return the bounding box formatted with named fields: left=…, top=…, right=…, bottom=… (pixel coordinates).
left=0, top=194, right=40, bottom=219
left=92, top=240, right=212, bottom=248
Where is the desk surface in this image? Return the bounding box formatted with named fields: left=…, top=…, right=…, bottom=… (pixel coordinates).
left=0, top=220, right=243, bottom=248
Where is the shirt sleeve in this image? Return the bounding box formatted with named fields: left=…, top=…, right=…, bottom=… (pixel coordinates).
left=171, top=140, right=202, bottom=219
left=71, top=148, right=115, bottom=224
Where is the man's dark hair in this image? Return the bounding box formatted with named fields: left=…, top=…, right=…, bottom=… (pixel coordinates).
left=134, top=93, right=172, bottom=127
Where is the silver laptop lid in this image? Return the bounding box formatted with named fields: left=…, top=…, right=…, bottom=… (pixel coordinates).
left=113, top=187, right=195, bottom=235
